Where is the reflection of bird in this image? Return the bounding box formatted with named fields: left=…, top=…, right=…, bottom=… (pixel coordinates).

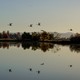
left=9, top=23, right=12, bottom=26
left=41, top=63, right=44, bottom=65
left=9, top=69, right=12, bottom=72
left=37, top=70, right=40, bottom=74
left=70, top=65, right=72, bottom=67
left=29, top=68, right=32, bottom=71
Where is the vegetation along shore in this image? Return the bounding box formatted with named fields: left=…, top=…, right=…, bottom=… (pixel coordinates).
left=0, top=31, right=80, bottom=44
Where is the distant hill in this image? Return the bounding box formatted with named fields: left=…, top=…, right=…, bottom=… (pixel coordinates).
left=52, top=32, right=75, bottom=39
left=60, top=32, right=75, bottom=38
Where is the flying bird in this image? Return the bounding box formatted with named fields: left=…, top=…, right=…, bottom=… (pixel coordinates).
left=69, top=29, right=73, bottom=31
left=70, top=29, right=72, bottom=31
left=37, top=22, right=41, bottom=26
left=70, top=65, right=72, bottom=67
left=29, top=24, right=33, bottom=27
left=9, top=23, right=12, bottom=26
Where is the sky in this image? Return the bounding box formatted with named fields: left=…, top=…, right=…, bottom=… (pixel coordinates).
left=0, top=0, right=80, bottom=33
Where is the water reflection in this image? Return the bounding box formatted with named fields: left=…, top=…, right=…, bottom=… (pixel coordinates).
left=22, top=42, right=54, bottom=52
left=0, top=42, right=80, bottom=80
left=9, top=69, right=12, bottom=72
left=69, top=65, right=72, bottom=68
left=0, top=42, right=20, bottom=49
left=0, top=42, right=55, bottom=52
left=69, top=44, right=80, bottom=53
left=29, top=68, right=32, bottom=71
left=40, top=63, right=44, bottom=65
left=37, top=70, right=40, bottom=74
left=0, top=42, right=80, bottom=53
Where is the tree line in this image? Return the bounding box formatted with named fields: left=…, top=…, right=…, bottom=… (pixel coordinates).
left=0, top=31, right=80, bottom=43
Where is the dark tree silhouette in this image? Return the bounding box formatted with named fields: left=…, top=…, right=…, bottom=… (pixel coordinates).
left=21, top=32, right=32, bottom=40
left=21, top=42, right=31, bottom=50
left=69, top=44, right=80, bottom=53
left=0, top=33, right=2, bottom=39
left=32, top=32, right=40, bottom=41
left=70, top=33, right=80, bottom=43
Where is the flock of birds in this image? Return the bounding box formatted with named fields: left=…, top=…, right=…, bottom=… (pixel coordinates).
left=8, top=62, right=45, bottom=74
left=8, top=22, right=73, bottom=32
left=9, top=22, right=41, bottom=27
left=8, top=63, right=72, bottom=74
left=29, top=68, right=40, bottom=74
left=29, top=22, right=41, bottom=27
left=29, top=63, right=44, bottom=74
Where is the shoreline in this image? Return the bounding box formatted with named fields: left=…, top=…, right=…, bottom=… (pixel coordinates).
left=0, top=39, right=79, bottom=44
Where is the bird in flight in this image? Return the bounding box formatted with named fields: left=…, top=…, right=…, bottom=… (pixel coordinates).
left=37, top=22, right=41, bottom=26
left=70, top=29, right=73, bottom=31
left=29, top=24, right=33, bottom=27
left=9, top=23, right=12, bottom=26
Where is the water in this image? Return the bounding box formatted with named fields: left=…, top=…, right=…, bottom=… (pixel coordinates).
left=0, top=42, right=80, bottom=80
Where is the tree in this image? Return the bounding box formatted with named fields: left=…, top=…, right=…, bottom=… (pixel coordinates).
left=32, top=32, right=40, bottom=41
left=0, top=33, right=2, bottom=39
left=70, top=33, right=80, bottom=42
left=40, top=32, right=54, bottom=41
left=21, top=32, right=32, bottom=40
left=2, top=31, right=8, bottom=39
left=40, top=31, right=48, bottom=41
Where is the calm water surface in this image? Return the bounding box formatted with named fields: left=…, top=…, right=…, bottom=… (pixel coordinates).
left=0, top=42, right=80, bottom=80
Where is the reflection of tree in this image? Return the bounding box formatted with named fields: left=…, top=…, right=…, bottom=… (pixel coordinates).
left=31, top=42, right=40, bottom=51
left=17, top=43, right=20, bottom=48
left=40, top=43, right=49, bottom=52
left=0, top=42, right=9, bottom=49
left=2, top=42, right=9, bottom=49
left=51, top=44, right=61, bottom=53
left=40, top=43, right=54, bottom=52
left=21, top=42, right=54, bottom=52
left=0, top=42, right=20, bottom=49
left=0, top=42, right=61, bottom=52
left=21, top=42, right=31, bottom=50
left=1, top=42, right=80, bottom=53
left=69, top=44, right=80, bottom=53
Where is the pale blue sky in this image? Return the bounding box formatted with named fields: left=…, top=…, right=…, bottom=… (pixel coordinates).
left=0, top=0, right=80, bottom=32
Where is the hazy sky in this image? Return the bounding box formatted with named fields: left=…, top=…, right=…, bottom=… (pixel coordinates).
left=0, top=0, right=80, bottom=32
